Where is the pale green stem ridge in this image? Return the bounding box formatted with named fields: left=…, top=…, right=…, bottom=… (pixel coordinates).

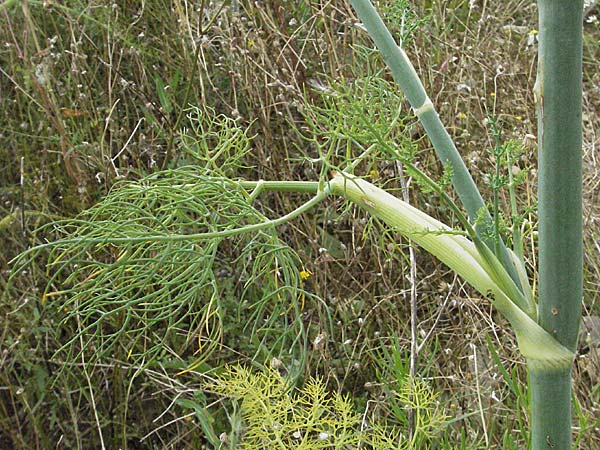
left=506, top=247, right=536, bottom=309
left=348, top=0, right=522, bottom=290
left=329, top=172, right=573, bottom=369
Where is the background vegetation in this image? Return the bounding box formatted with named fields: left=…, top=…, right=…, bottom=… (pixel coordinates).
left=1, top=0, right=599, bottom=448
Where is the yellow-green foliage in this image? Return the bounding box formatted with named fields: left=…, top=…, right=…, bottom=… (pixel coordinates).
left=208, top=365, right=447, bottom=449
left=209, top=365, right=398, bottom=449
left=394, top=378, right=449, bottom=446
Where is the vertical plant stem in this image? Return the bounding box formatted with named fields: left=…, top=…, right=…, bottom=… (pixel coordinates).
left=531, top=1, right=583, bottom=449
left=77, top=313, right=107, bottom=450
left=490, top=119, right=503, bottom=258
left=472, top=344, right=489, bottom=447
left=19, top=156, right=25, bottom=238
left=507, top=163, right=525, bottom=262
left=397, top=162, right=418, bottom=440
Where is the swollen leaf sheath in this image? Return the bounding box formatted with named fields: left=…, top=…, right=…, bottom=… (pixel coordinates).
left=329, top=172, right=573, bottom=369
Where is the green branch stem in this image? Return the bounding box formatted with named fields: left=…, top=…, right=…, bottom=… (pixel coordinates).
left=11, top=181, right=325, bottom=264
left=238, top=180, right=322, bottom=194
left=348, top=0, right=521, bottom=288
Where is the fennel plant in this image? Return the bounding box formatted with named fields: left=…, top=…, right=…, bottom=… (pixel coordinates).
left=9, top=0, right=584, bottom=448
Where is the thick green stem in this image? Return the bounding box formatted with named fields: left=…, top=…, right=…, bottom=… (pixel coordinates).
left=348, top=0, right=479, bottom=217
left=348, top=0, right=521, bottom=290
left=530, top=368, right=573, bottom=450
left=531, top=1, right=583, bottom=448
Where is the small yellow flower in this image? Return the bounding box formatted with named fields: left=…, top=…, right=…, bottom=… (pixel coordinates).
left=529, top=29, right=538, bottom=36
left=458, top=112, right=467, bottom=120
left=515, top=115, right=523, bottom=121
left=368, top=169, right=380, bottom=179
left=299, top=269, right=312, bottom=280
left=489, top=92, right=496, bottom=98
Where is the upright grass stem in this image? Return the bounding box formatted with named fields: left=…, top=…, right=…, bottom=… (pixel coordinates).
left=531, top=1, right=583, bottom=448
